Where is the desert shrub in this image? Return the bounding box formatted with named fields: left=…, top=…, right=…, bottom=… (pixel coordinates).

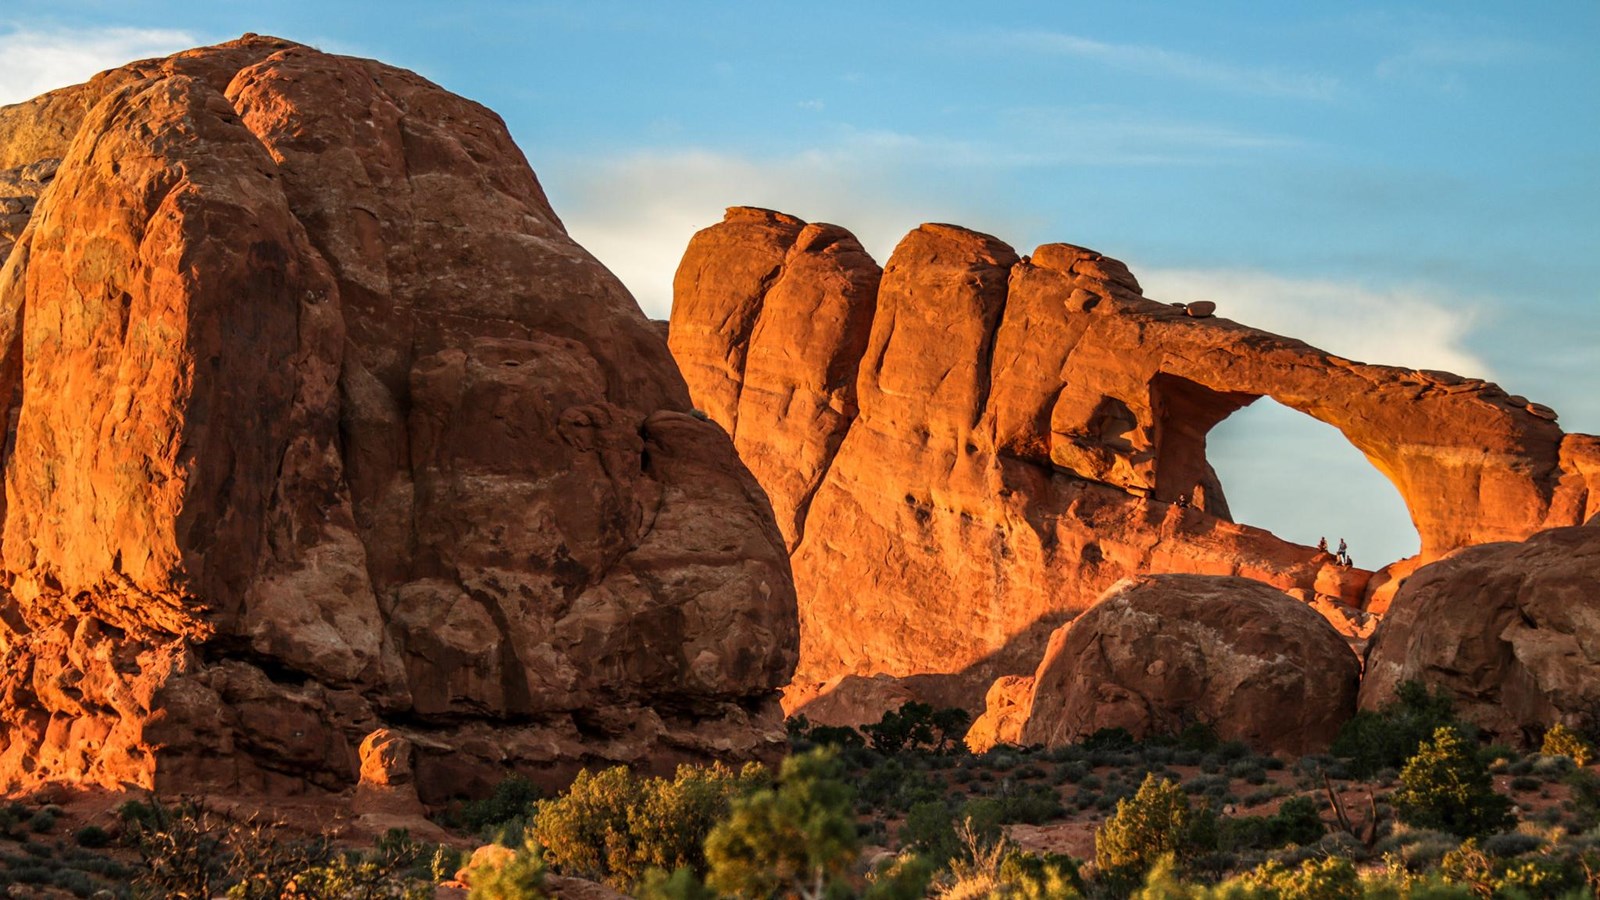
left=286, top=852, right=434, bottom=900
left=999, top=850, right=1084, bottom=899
left=635, top=866, right=718, bottom=900
left=125, top=798, right=232, bottom=899
left=703, top=748, right=859, bottom=898
left=73, top=824, right=112, bottom=848
left=1229, top=760, right=1269, bottom=785
left=1055, top=761, right=1090, bottom=784
left=1532, top=753, right=1576, bottom=778
left=464, top=839, right=547, bottom=900
left=1392, top=727, right=1513, bottom=838
left=1172, top=722, right=1222, bottom=754
left=530, top=760, right=764, bottom=888
left=787, top=714, right=868, bottom=751
left=993, top=781, right=1067, bottom=824
left=1216, top=796, right=1324, bottom=852
left=1083, top=728, right=1138, bottom=752
left=1508, top=775, right=1541, bottom=793
left=456, top=774, right=541, bottom=839
left=1541, top=723, right=1594, bottom=766
left=1566, top=768, right=1600, bottom=830
left=1095, top=774, right=1216, bottom=888
left=1332, top=681, right=1463, bottom=778
left=26, top=808, right=56, bottom=833
left=52, top=867, right=96, bottom=898
left=1232, top=855, right=1360, bottom=900
left=1439, top=838, right=1586, bottom=898
left=900, top=800, right=962, bottom=863
left=1185, top=774, right=1229, bottom=797
left=855, top=756, right=943, bottom=811
left=952, top=798, right=1008, bottom=846
left=863, top=852, right=938, bottom=900
left=862, top=702, right=971, bottom=754
left=1480, top=830, right=1544, bottom=857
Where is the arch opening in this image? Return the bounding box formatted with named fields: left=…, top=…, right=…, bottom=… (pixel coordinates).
left=1205, top=397, right=1420, bottom=569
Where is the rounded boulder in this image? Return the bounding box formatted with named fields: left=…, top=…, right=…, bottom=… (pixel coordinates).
left=1019, top=574, right=1361, bottom=754
left=1361, top=523, right=1600, bottom=741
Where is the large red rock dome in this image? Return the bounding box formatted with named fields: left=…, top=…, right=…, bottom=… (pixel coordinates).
left=0, top=36, right=798, bottom=801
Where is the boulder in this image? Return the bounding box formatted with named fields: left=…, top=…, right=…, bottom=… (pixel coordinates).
left=964, top=675, right=1034, bottom=753
left=1360, top=522, right=1600, bottom=742
left=1017, top=575, right=1362, bottom=755
left=670, top=208, right=1599, bottom=707
left=0, top=36, right=797, bottom=800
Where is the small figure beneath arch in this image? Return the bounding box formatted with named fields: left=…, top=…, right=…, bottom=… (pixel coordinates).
left=1336, top=538, right=1350, bottom=567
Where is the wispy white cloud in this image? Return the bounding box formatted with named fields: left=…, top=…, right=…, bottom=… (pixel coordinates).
left=1375, top=35, right=1543, bottom=90
left=547, top=120, right=1289, bottom=317
left=987, top=29, right=1340, bottom=100
left=0, top=25, right=199, bottom=105
left=546, top=142, right=1003, bottom=318
left=1137, top=267, right=1491, bottom=377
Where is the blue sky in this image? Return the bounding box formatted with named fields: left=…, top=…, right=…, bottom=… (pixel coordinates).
left=3, top=2, right=1596, bottom=567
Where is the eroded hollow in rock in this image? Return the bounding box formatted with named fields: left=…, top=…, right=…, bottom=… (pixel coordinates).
left=1208, top=396, right=1421, bottom=567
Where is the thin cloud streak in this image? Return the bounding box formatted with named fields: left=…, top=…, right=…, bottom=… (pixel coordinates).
left=0, top=25, right=198, bottom=105
left=989, top=29, right=1340, bottom=100
left=1137, top=267, right=1491, bottom=378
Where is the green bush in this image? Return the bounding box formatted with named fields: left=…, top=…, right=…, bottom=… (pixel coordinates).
left=530, top=761, right=764, bottom=888
left=465, top=839, right=547, bottom=900
left=1232, top=856, right=1360, bottom=899
left=1566, top=768, right=1600, bottom=830
left=899, top=801, right=962, bottom=863
left=787, top=714, right=868, bottom=750
left=1541, top=723, right=1594, bottom=766
left=1216, top=796, right=1324, bottom=852
left=1391, top=727, right=1513, bottom=838
left=457, top=774, right=541, bottom=839
left=1095, top=774, right=1216, bottom=887
left=73, top=824, right=112, bottom=849
left=1332, top=681, right=1463, bottom=778
left=1439, top=838, right=1587, bottom=899
left=703, top=748, right=859, bottom=897
left=862, top=702, right=971, bottom=754
left=26, top=808, right=56, bottom=833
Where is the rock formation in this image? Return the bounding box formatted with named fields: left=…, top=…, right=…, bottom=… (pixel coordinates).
left=0, top=37, right=797, bottom=802
left=1360, top=520, right=1600, bottom=742
left=671, top=208, right=1599, bottom=712
left=1015, top=575, right=1361, bottom=755
left=963, top=676, right=1033, bottom=753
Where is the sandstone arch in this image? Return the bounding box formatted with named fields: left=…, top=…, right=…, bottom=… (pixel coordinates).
left=670, top=208, right=1600, bottom=706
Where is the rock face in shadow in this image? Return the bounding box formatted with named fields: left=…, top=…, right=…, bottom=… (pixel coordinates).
left=1360, top=521, right=1600, bottom=742
left=1018, top=575, right=1361, bottom=755
left=0, top=37, right=797, bottom=800
left=670, top=208, right=1599, bottom=711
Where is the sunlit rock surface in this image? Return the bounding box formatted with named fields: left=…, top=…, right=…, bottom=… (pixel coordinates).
left=0, top=37, right=797, bottom=800
left=671, top=207, right=1599, bottom=714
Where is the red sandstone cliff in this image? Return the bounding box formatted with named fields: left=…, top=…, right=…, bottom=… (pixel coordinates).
left=0, top=38, right=797, bottom=801
left=671, top=207, right=1599, bottom=711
